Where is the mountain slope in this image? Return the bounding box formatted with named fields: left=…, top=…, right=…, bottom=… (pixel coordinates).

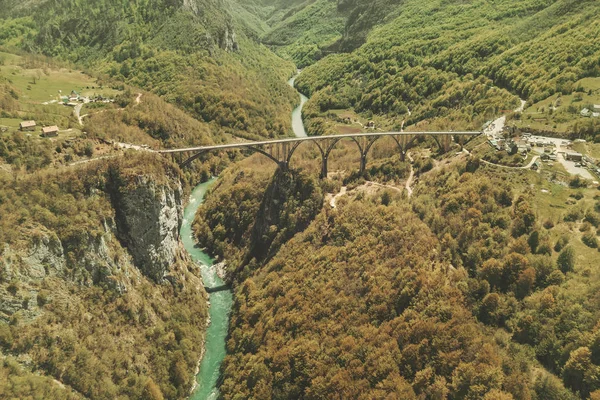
left=0, top=0, right=298, bottom=141
left=292, top=0, right=600, bottom=137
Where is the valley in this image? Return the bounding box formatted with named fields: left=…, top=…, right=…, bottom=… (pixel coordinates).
left=1, top=0, right=600, bottom=399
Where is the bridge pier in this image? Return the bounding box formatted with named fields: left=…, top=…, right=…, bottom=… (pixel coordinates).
left=352, top=136, right=380, bottom=176
left=359, top=154, right=367, bottom=174
left=321, top=156, right=328, bottom=179
left=314, top=138, right=342, bottom=179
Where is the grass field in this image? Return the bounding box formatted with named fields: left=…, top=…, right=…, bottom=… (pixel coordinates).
left=0, top=51, right=120, bottom=103
left=572, top=142, right=600, bottom=160
left=0, top=50, right=122, bottom=134
left=514, top=77, right=600, bottom=134
left=0, top=117, right=22, bottom=129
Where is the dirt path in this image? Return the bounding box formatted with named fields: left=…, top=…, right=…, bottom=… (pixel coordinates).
left=135, top=93, right=142, bottom=105
left=327, top=180, right=406, bottom=209
left=328, top=186, right=347, bottom=209
left=485, top=98, right=526, bottom=138
left=481, top=155, right=540, bottom=170
left=68, top=155, right=120, bottom=167
left=405, top=152, right=415, bottom=198
left=515, top=99, right=527, bottom=113
left=74, top=103, right=84, bottom=126
left=366, top=181, right=404, bottom=194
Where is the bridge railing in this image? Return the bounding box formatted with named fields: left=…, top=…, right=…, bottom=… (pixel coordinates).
left=159, top=130, right=482, bottom=177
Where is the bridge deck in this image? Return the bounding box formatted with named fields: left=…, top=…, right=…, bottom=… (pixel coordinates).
left=158, top=131, right=481, bottom=154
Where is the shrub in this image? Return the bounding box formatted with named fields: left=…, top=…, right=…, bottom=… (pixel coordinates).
left=557, top=246, right=575, bottom=273
left=36, top=290, right=50, bottom=307
left=585, top=211, right=600, bottom=228
left=580, top=222, right=592, bottom=232
left=582, top=232, right=599, bottom=248
left=569, top=176, right=588, bottom=188
left=564, top=207, right=583, bottom=222
left=570, top=192, right=584, bottom=200
left=7, top=281, right=18, bottom=295
left=528, top=230, right=540, bottom=253
left=554, top=235, right=569, bottom=252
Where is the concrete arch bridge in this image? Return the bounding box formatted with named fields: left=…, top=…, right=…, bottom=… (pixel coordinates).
left=159, top=131, right=481, bottom=178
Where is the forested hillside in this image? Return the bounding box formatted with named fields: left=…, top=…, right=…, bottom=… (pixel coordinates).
left=0, top=0, right=298, bottom=140
left=191, top=147, right=600, bottom=399
left=291, top=0, right=600, bottom=139
left=2, top=0, right=600, bottom=399
left=0, top=154, right=210, bottom=399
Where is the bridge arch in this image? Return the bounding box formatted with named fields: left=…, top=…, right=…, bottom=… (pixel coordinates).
left=167, top=131, right=481, bottom=178
left=351, top=136, right=382, bottom=174
left=246, top=145, right=285, bottom=167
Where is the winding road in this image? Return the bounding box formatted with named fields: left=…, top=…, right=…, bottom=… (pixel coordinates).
left=481, top=156, right=540, bottom=170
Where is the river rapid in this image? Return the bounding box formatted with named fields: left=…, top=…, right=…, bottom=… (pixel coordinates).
left=183, top=72, right=307, bottom=399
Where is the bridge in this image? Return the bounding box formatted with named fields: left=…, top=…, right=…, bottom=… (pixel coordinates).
left=159, top=131, right=481, bottom=178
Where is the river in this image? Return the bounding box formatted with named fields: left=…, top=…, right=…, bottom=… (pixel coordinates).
left=288, top=72, right=308, bottom=138
left=183, top=72, right=308, bottom=399
left=181, top=179, right=232, bottom=400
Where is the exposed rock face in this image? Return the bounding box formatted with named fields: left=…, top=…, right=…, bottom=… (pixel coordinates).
left=0, top=232, right=62, bottom=322
left=0, top=162, right=189, bottom=323
left=0, top=227, right=130, bottom=321
left=109, top=174, right=184, bottom=282
left=21, top=232, right=65, bottom=280
left=182, top=0, right=200, bottom=15
left=220, top=26, right=238, bottom=52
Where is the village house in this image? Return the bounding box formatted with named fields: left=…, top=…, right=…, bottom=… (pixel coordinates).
left=69, top=90, right=80, bottom=102
left=517, top=144, right=528, bottom=155
left=367, top=121, right=376, bottom=129
left=19, top=120, right=36, bottom=131
left=42, top=126, right=59, bottom=137
left=581, top=108, right=595, bottom=117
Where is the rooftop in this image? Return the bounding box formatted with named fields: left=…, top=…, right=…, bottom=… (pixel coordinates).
left=42, top=126, right=59, bottom=133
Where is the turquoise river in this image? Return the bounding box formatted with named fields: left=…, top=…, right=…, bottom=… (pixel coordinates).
left=183, top=72, right=307, bottom=399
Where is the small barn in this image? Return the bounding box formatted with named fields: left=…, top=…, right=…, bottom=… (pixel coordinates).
left=42, top=126, right=59, bottom=137
left=19, top=120, right=36, bottom=131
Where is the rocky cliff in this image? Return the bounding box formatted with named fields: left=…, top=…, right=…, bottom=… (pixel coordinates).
left=0, top=157, right=194, bottom=323
left=0, top=156, right=209, bottom=398
left=107, top=170, right=185, bottom=283
left=0, top=226, right=125, bottom=323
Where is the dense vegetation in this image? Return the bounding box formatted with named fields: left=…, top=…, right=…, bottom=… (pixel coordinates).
left=191, top=147, right=600, bottom=399
left=292, top=0, right=600, bottom=138
left=0, top=154, right=209, bottom=399
left=221, top=196, right=536, bottom=399
left=193, top=157, right=324, bottom=276
left=2, top=0, right=600, bottom=398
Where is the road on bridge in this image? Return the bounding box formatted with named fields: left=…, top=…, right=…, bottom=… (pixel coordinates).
left=157, top=131, right=481, bottom=155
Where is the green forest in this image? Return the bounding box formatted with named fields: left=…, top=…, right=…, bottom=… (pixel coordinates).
left=1, top=0, right=600, bottom=399
left=194, top=152, right=600, bottom=399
